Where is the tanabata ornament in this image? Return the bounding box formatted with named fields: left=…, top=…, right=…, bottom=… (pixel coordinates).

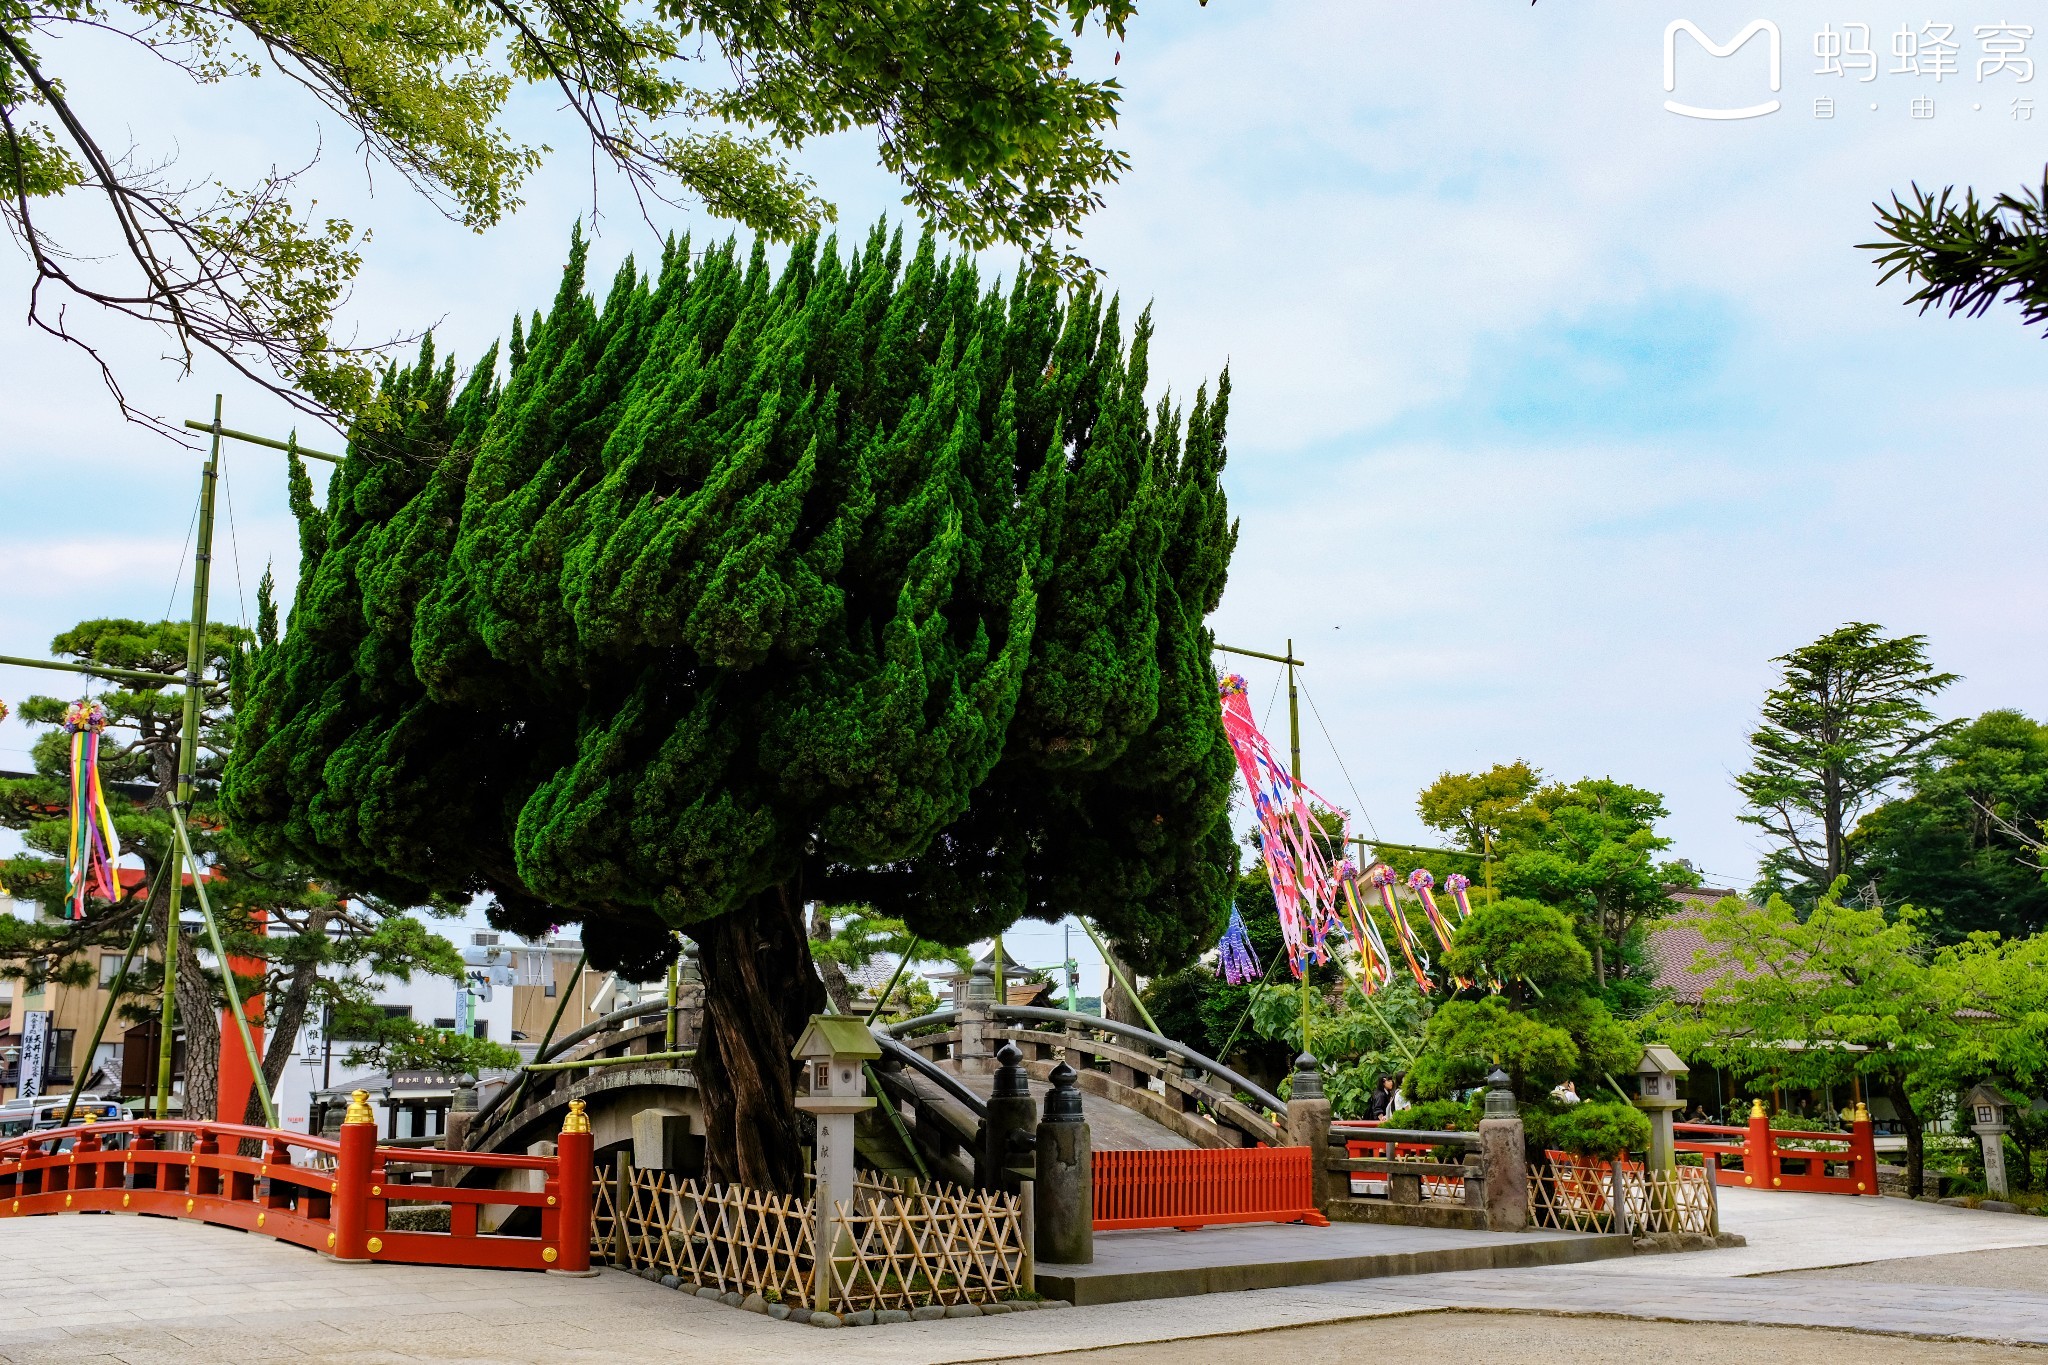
left=62, top=700, right=121, bottom=919
left=1217, top=904, right=1262, bottom=985
left=1217, top=674, right=1340, bottom=977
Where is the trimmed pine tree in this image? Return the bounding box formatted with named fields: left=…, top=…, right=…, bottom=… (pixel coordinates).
left=224, top=224, right=1240, bottom=1190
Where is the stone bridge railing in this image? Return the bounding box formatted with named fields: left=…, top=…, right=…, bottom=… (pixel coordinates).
left=886, top=1003, right=1286, bottom=1151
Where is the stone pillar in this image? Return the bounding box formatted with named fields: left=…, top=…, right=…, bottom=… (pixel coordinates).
left=956, top=963, right=996, bottom=1075
left=1284, top=1053, right=1337, bottom=1210
left=982, top=1042, right=1037, bottom=1193
left=1477, top=1068, right=1528, bottom=1233
left=631, top=1107, right=693, bottom=1172
left=1974, top=1117, right=2010, bottom=1199
left=1034, top=1061, right=1092, bottom=1265
left=442, top=1079, right=477, bottom=1151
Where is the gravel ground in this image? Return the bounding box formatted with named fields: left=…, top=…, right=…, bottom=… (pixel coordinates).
left=987, top=1312, right=2047, bottom=1364
left=1767, top=1244, right=2048, bottom=1292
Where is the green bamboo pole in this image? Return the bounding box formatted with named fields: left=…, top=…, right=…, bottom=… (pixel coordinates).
left=170, top=805, right=276, bottom=1128
left=663, top=952, right=679, bottom=1052
left=1078, top=917, right=1161, bottom=1035
left=59, top=907, right=150, bottom=1121
left=156, top=396, right=224, bottom=1118
left=863, top=940, right=921, bottom=1024
left=0, top=655, right=185, bottom=688
left=178, top=420, right=342, bottom=463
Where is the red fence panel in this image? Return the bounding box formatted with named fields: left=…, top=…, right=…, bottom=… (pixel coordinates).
left=1093, top=1146, right=1328, bottom=1231
left=0, top=1094, right=599, bottom=1269
left=1675, top=1104, right=1877, bottom=1196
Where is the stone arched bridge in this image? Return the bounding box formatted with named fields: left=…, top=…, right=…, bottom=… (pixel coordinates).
left=459, top=980, right=1287, bottom=1191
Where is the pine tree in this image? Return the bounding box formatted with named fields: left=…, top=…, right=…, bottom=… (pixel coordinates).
left=223, top=224, right=1240, bottom=1191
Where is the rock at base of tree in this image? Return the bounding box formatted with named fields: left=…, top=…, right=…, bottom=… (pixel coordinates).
left=911, top=1306, right=948, bottom=1321
left=1713, top=1232, right=1747, bottom=1248
left=767, top=1304, right=791, bottom=1321
left=809, top=1311, right=844, bottom=1327
left=876, top=1309, right=912, bottom=1324
left=943, top=1304, right=983, bottom=1318
left=741, top=1292, right=768, bottom=1313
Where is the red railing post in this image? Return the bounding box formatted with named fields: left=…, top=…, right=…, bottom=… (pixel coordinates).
left=1849, top=1102, right=1877, bottom=1195
left=1743, top=1098, right=1774, bottom=1189
left=332, top=1090, right=376, bottom=1263
left=550, top=1101, right=596, bottom=1275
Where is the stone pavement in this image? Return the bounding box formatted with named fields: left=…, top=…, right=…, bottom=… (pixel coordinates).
left=5, top=1187, right=2048, bottom=1362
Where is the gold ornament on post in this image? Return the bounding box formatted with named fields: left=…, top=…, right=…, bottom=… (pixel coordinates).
left=343, top=1089, right=374, bottom=1125
left=1750, top=1098, right=1768, bottom=1120
left=562, top=1100, right=591, bottom=1135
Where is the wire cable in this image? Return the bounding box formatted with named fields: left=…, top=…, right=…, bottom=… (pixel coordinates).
left=1297, top=670, right=1380, bottom=841
left=218, top=444, right=251, bottom=632
left=163, top=485, right=202, bottom=620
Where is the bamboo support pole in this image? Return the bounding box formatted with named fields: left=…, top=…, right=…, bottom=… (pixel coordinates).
left=1078, top=917, right=1161, bottom=1035
left=171, top=806, right=277, bottom=1128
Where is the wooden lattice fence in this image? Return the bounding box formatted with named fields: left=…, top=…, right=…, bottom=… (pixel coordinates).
left=593, top=1167, right=1026, bottom=1313
left=1526, top=1155, right=1716, bottom=1235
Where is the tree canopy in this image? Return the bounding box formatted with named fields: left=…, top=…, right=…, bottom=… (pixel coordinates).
left=1867, top=173, right=2048, bottom=335
left=0, top=0, right=1183, bottom=427
left=1851, top=709, right=2048, bottom=941
left=222, top=222, right=1240, bottom=1189
left=1736, top=623, right=1959, bottom=906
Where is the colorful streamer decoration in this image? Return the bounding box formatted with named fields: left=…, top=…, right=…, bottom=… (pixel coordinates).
left=1406, top=867, right=1457, bottom=955
left=1217, top=904, right=1262, bottom=985
left=62, top=699, right=121, bottom=920
left=1368, top=863, right=1434, bottom=990
left=1217, top=674, right=1341, bottom=978
left=1335, top=859, right=1395, bottom=994
left=1445, top=872, right=1476, bottom=921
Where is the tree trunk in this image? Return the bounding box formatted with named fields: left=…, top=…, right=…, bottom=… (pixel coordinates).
left=243, top=908, right=328, bottom=1127
left=809, top=904, right=856, bottom=1016
left=170, top=914, right=221, bottom=1122
left=1592, top=935, right=1607, bottom=989
left=1883, top=1073, right=1924, bottom=1195
left=692, top=886, right=826, bottom=1193
left=1101, top=940, right=1144, bottom=1027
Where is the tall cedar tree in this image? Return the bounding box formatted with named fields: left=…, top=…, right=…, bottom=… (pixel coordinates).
left=1736, top=624, right=1959, bottom=906
left=223, top=225, right=1240, bottom=1191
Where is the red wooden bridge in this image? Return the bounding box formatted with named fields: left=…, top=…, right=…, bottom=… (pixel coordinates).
left=0, top=1090, right=596, bottom=1271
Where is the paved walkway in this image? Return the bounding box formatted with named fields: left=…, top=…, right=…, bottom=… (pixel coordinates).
left=4, top=1188, right=2047, bottom=1362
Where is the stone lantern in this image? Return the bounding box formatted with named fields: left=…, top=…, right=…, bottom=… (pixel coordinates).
left=1633, top=1044, right=1689, bottom=1171
left=1964, top=1082, right=2015, bottom=1199
left=791, top=1015, right=880, bottom=1310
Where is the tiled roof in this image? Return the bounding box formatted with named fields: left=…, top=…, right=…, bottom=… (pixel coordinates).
left=1646, top=888, right=1761, bottom=1006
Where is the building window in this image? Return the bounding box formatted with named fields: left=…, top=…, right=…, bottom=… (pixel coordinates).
left=472, top=1020, right=489, bottom=1041
left=98, top=955, right=125, bottom=988
left=433, top=1018, right=456, bottom=1031
left=471, top=931, right=499, bottom=947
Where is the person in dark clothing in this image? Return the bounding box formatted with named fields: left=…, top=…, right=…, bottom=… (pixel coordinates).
left=1364, top=1074, right=1398, bottom=1120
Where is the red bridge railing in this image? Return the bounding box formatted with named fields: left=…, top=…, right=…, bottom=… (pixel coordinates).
left=0, top=1090, right=596, bottom=1270
left=1675, top=1101, right=1878, bottom=1196
left=1093, top=1146, right=1328, bottom=1231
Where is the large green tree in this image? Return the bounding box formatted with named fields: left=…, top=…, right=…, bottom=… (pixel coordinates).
left=1656, top=886, right=2048, bottom=1194
left=1850, top=709, right=2048, bottom=941
left=1736, top=624, right=1959, bottom=906
left=222, top=224, right=1239, bottom=1191
left=1403, top=896, right=1645, bottom=1157
left=0, top=0, right=1182, bottom=427
left=1498, top=778, right=1695, bottom=994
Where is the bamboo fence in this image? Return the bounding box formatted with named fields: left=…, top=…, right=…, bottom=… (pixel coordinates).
left=593, top=1167, right=1026, bottom=1313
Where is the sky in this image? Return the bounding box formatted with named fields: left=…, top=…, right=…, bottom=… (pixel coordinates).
left=4, top=1, right=2047, bottom=994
